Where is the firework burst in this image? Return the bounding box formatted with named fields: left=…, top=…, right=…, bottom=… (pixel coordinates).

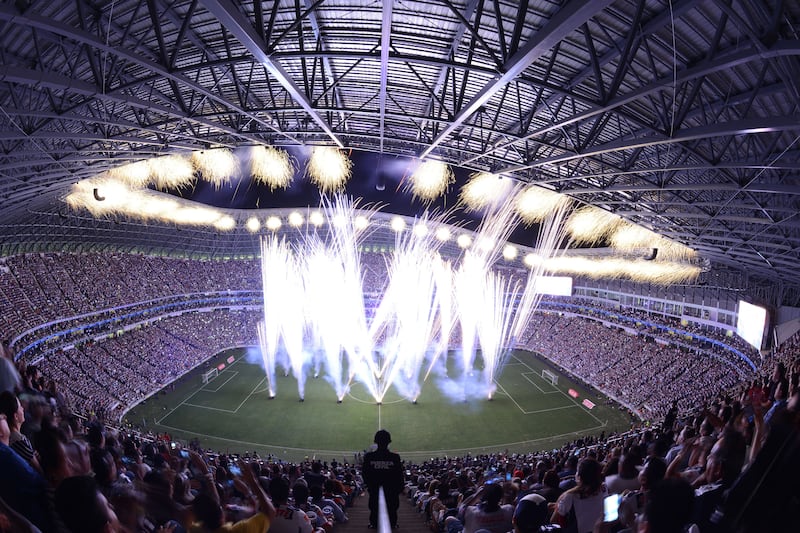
left=192, top=149, right=238, bottom=189
left=149, top=154, right=194, bottom=190
left=306, top=146, right=353, bottom=193
left=565, top=206, right=624, bottom=245
left=514, top=185, right=571, bottom=224
left=407, top=160, right=454, bottom=203
left=459, top=172, right=515, bottom=211
left=251, top=145, right=296, bottom=190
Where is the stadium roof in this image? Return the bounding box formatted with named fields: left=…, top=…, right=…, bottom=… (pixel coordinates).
left=1, top=1, right=799, bottom=305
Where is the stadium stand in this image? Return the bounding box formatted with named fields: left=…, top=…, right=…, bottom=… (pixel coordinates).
left=0, top=251, right=798, bottom=531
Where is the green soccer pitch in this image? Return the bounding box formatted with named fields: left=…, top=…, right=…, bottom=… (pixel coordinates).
left=125, top=348, right=634, bottom=462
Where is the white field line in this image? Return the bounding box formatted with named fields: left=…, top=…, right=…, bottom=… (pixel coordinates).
left=155, top=420, right=609, bottom=458
left=509, top=353, right=607, bottom=426
left=521, top=372, right=560, bottom=394
left=157, top=356, right=244, bottom=424
left=204, top=371, right=239, bottom=392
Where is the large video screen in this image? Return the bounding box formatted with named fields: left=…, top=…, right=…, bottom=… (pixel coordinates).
left=736, top=300, right=768, bottom=350
left=534, top=276, right=573, bottom=296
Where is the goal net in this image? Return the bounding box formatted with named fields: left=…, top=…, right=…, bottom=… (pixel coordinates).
left=201, top=367, right=219, bottom=385
left=542, top=369, right=558, bottom=386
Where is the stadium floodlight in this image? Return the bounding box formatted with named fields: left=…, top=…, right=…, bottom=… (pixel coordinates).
left=265, top=216, right=282, bottom=230
left=171, top=206, right=224, bottom=226
left=288, top=211, right=304, bottom=227
left=390, top=216, right=406, bottom=232
left=435, top=227, right=451, bottom=242
left=412, top=223, right=428, bottom=238
left=476, top=236, right=495, bottom=252
left=354, top=215, right=369, bottom=230
left=524, top=253, right=542, bottom=267
left=214, top=216, right=236, bottom=231
left=502, top=244, right=518, bottom=260
left=246, top=217, right=261, bottom=233
left=456, top=234, right=472, bottom=248
left=309, top=211, right=324, bottom=227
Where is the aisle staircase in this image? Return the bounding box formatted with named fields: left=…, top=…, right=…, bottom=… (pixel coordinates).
left=336, top=492, right=430, bottom=533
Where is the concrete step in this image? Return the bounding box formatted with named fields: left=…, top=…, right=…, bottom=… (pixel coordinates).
left=334, top=492, right=431, bottom=533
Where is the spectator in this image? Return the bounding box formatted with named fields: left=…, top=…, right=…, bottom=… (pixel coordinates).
left=293, top=481, right=331, bottom=532
left=605, top=451, right=641, bottom=495
left=0, top=412, right=52, bottom=532
left=551, top=458, right=606, bottom=533
left=362, top=429, right=404, bottom=529
left=535, top=469, right=563, bottom=504
left=0, top=390, right=41, bottom=472
left=512, top=492, right=548, bottom=533
left=55, top=475, right=122, bottom=533
left=190, top=458, right=274, bottom=533
left=304, top=461, right=327, bottom=490
left=459, top=482, right=514, bottom=533
left=268, top=476, right=313, bottom=533
left=617, top=457, right=668, bottom=531
left=635, top=478, right=695, bottom=533
left=310, top=484, right=348, bottom=524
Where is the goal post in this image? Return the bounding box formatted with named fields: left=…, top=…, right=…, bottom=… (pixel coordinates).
left=201, top=367, right=219, bottom=385
left=542, top=369, right=558, bottom=386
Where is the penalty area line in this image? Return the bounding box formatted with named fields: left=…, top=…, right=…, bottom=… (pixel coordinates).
left=156, top=355, right=246, bottom=425
left=509, top=352, right=605, bottom=426
left=493, top=381, right=527, bottom=414
left=521, top=372, right=560, bottom=394
left=232, top=375, right=268, bottom=414
left=182, top=403, right=238, bottom=413
left=204, top=371, right=239, bottom=393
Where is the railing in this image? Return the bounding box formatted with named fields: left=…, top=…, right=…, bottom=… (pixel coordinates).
left=378, top=487, right=392, bottom=533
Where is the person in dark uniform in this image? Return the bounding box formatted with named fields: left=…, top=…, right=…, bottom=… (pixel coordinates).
left=362, top=429, right=404, bottom=528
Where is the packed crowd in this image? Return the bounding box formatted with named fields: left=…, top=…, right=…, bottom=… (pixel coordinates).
left=0, top=250, right=762, bottom=426
left=1, top=253, right=754, bottom=360
left=0, top=253, right=261, bottom=339
left=32, top=310, right=262, bottom=419
left=517, top=313, right=744, bottom=419
left=558, top=298, right=760, bottom=364
left=22, top=305, right=747, bottom=426
left=2, top=250, right=797, bottom=533
left=1, top=326, right=798, bottom=532
left=402, top=337, right=800, bottom=533
left=0, top=354, right=363, bottom=532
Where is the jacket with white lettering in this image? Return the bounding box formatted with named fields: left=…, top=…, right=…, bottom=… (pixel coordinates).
left=362, top=448, right=404, bottom=493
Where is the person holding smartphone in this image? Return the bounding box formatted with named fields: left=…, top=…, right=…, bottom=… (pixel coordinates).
left=190, top=456, right=275, bottom=532
left=550, top=458, right=606, bottom=533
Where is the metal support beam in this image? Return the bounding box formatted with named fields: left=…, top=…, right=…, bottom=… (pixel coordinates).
left=379, top=1, right=392, bottom=152
left=200, top=0, right=343, bottom=147
left=420, top=0, right=615, bottom=159
left=502, top=116, right=800, bottom=173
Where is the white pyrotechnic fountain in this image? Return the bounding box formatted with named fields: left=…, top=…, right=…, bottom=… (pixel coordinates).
left=257, top=194, right=567, bottom=403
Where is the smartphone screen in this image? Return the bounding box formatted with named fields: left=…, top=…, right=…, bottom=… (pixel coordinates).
left=603, top=494, right=620, bottom=522
left=180, top=450, right=190, bottom=459
left=229, top=465, right=242, bottom=476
